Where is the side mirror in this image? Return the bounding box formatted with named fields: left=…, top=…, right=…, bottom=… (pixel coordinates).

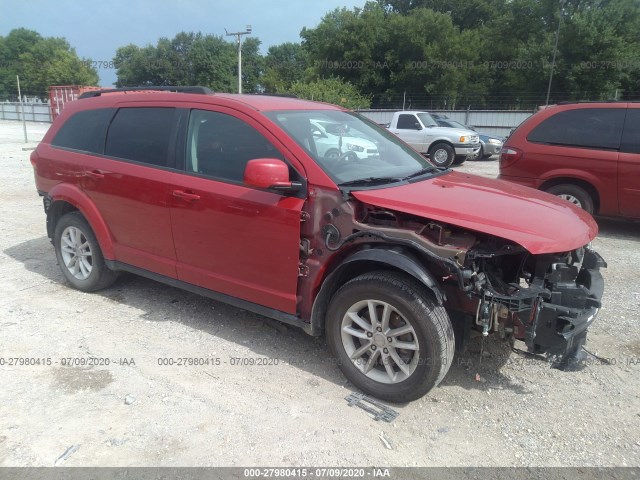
left=244, top=158, right=302, bottom=194
left=413, top=122, right=423, bottom=130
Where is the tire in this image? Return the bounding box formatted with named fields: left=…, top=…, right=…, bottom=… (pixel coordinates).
left=324, top=148, right=340, bottom=161
left=326, top=271, right=455, bottom=403
left=428, top=142, right=455, bottom=168
left=452, top=155, right=467, bottom=166
left=54, top=211, right=118, bottom=292
left=545, top=184, right=594, bottom=214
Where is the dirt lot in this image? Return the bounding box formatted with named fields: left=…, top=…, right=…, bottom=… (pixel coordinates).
left=0, top=120, right=639, bottom=467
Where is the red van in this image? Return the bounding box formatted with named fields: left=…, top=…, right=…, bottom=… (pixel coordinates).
left=499, top=102, right=640, bottom=218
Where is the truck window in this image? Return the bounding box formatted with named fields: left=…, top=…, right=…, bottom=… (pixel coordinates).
left=397, top=114, right=420, bottom=130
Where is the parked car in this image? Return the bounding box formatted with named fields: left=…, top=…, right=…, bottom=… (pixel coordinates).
left=386, top=111, right=480, bottom=167
left=499, top=101, right=640, bottom=219
left=432, top=115, right=504, bottom=160
left=31, top=86, right=606, bottom=402
left=310, top=119, right=378, bottom=160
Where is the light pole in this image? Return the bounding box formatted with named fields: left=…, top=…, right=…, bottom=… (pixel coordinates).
left=225, top=25, right=252, bottom=94
left=545, top=1, right=565, bottom=106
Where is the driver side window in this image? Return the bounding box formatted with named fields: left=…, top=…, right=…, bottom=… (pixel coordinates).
left=186, top=109, right=284, bottom=183
left=397, top=114, right=419, bottom=130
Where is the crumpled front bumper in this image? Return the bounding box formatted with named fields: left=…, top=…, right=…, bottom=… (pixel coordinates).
left=524, top=248, right=606, bottom=363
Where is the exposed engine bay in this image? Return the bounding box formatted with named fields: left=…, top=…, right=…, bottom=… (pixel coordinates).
left=315, top=203, right=606, bottom=367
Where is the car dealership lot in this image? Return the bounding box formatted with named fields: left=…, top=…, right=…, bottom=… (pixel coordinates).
left=0, top=120, right=639, bottom=467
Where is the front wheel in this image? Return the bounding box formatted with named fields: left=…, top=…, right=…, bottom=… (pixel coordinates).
left=545, top=184, right=594, bottom=214
left=326, top=271, right=455, bottom=403
left=54, top=211, right=118, bottom=292
left=428, top=143, right=454, bottom=168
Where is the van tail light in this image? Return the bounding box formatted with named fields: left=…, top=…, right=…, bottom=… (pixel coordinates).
left=30, top=150, right=39, bottom=167
left=499, top=147, right=523, bottom=169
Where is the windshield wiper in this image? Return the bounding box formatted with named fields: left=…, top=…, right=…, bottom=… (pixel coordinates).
left=338, top=176, right=404, bottom=187
left=401, top=167, right=438, bottom=180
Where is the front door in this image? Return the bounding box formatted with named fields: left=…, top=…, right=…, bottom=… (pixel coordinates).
left=169, top=108, right=304, bottom=313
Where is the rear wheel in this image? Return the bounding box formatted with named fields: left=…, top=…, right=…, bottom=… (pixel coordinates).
left=326, top=271, right=454, bottom=403
left=54, top=212, right=118, bottom=291
left=428, top=143, right=454, bottom=168
left=545, top=184, right=594, bottom=214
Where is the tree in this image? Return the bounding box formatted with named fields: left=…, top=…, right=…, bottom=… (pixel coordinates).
left=289, top=76, right=371, bottom=109
left=113, top=32, right=237, bottom=91
left=262, top=42, right=308, bottom=93
left=0, top=28, right=98, bottom=98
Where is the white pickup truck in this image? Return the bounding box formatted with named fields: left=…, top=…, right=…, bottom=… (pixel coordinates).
left=386, top=111, right=480, bottom=167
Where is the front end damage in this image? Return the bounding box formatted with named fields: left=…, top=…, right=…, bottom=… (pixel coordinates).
left=306, top=198, right=606, bottom=368
left=464, top=243, right=606, bottom=367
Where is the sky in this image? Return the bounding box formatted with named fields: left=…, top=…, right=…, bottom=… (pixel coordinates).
left=1, top=0, right=367, bottom=87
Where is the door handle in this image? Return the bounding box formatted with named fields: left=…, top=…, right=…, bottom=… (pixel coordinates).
left=85, top=170, right=105, bottom=179
left=172, top=190, right=201, bottom=201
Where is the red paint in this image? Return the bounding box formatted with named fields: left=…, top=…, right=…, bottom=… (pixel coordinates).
left=499, top=102, right=640, bottom=219
left=33, top=90, right=602, bottom=321
left=352, top=171, right=598, bottom=254
left=244, top=158, right=290, bottom=188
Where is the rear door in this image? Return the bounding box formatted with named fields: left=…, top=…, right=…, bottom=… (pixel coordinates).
left=82, top=106, right=180, bottom=277
left=619, top=106, right=640, bottom=218
left=168, top=107, right=305, bottom=314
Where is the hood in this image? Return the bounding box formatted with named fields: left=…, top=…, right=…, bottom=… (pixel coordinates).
left=435, top=126, right=476, bottom=137
left=344, top=136, right=376, bottom=148
left=351, top=171, right=598, bottom=254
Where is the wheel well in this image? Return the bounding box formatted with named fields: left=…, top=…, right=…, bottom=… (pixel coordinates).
left=310, top=252, right=442, bottom=335
left=46, top=200, right=79, bottom=239
left=429, top=140, right=454, bottom=152
left=539, top=177, right=600, bottom=214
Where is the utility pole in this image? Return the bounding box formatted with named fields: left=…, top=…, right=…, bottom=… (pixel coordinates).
left=225, top=25, right=252, bottom=94
left=16, top=75, right=28, bottom=143
left=545, top=0, right=565, bottom=106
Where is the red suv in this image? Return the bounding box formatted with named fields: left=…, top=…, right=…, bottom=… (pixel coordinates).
left=31, top=87, right=606, bottom=402
left=499, top=102, right=640, bottom=219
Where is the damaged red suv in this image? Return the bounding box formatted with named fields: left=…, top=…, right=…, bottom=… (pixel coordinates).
left=31, top=86, right=606, bottom=402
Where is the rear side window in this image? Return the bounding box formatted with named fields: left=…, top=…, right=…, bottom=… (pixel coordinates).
left=621, top=109, right=640, bottom=154
left=527, top=108, right=625, bottom=150
left=51, top=108, right=114, bottom=153
left=105, top=107, right=176, bottom=166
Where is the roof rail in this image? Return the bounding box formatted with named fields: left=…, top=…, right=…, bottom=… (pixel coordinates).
left=79, top=86, right=213, bottom=99
left=252, top=93, right=299, bottom=99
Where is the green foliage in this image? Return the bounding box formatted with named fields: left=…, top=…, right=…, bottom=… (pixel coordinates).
left=262, top=42, right=308, bottom=93
left=300, top=0, right=640, bottom=107
left=0, top=28, right=98, bottom=98
left=113, top=32, right=237, bottom=91
left=288, top=76, right=372, bottom=109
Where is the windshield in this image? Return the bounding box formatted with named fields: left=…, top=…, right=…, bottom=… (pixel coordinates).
left=264, top=110, right=437, bottom=186
left=417, top=113, right=437, bottom=127
left=445, top=120, right=471, bottom=130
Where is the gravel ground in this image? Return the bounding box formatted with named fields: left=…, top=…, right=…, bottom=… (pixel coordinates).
left=0, top=120, right=639, bottom=467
